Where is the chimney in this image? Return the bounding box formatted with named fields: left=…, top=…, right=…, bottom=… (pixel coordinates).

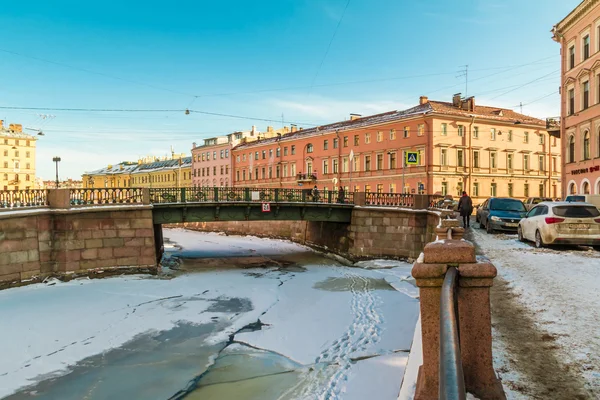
left=267, top=126, right=273, bottom=133
left=452, top=93, right=462, bottom=107
left=419, top=96, right=429, bottom=105
left=251, top=125, right=256, bottom=135
left=350, top=113, right=362, bottom=121
left=466, top=96, right=476, bottom=112
left=15, top=124, right=22, bottom=133
left=291, top=125, right=298, bottom=133
left=0, top=120, right=3, bottom=129
left=192, top=142, right=196, bottom=149
left=9, top=123, right=15, bottom=131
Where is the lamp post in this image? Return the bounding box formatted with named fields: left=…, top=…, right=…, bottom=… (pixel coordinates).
left=52, top=157, right=61, bottom=188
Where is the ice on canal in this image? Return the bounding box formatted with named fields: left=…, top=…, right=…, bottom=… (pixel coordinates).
left=0, top=229, right=420, bottom=400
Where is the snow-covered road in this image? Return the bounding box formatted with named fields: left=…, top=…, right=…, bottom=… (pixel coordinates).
left=467, top=224, right=600, bottom=399
left=0, top=229, right=420, bottom=400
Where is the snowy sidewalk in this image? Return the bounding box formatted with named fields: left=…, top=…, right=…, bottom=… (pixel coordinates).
left=467, top=225, right=600, bottom=399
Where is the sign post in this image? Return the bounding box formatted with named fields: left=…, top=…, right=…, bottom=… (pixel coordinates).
left=262, top=203, right=271, bottom=212
left=404, top=151, right=419, bottom=194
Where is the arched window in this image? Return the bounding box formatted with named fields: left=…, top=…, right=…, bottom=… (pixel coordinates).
left=568, top=135, right=575, bottom=163
left=582, top=181, right=590, bottom=194
left=597, top=180, right=600, bottom=195
left=25, top=174, right=30, bottom=181
left=306, top=143, right=314, bottom=153
left=569, top=182, right=577, bottom=195
left=583, top=130, right=590, bottom=160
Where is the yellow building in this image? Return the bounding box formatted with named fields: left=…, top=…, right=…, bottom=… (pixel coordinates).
left=83, top=155, right=192, bottom=189
left=0, top=121, right=37, bottom=191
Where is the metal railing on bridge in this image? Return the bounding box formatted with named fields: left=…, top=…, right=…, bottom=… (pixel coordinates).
left=0, top=189, right=48, bottom=209
left=148, top=187, right=354, bottom=205
left=70, top=188, right=145, bottom=206
left=365, top=192, right=415, bottom=208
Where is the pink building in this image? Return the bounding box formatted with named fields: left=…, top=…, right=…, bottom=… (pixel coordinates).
left=553, top=0, right=600, bottom=196
left=191, top=137, right=232, bottom=187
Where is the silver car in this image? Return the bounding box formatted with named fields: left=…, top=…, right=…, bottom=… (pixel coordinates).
left=518, top=202, right=600, bottom=249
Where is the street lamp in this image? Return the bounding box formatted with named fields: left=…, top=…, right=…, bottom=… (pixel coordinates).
left=52, top=157, right=61, bottom=188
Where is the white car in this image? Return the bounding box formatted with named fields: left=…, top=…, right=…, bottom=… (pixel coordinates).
left=518, top=202, right=600, bottom=249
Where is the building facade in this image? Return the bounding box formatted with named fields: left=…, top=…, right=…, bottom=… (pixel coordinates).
left=553, top=0, right=600, bottom=196
left=231, top=95, right=560, bottom=203
left=0, top=121, right=37, bottom=191
left=192, top=136, right=232, bottom=188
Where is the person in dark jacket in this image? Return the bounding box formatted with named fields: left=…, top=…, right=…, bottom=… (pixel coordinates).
left=312, top=185, right=320, bottom=202
left=457, top=191, right=473, bottom=228
left=337, top=186, right=345, bottom=203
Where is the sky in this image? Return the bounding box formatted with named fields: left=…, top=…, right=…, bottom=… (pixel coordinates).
left=0, top=0, right=581, bottom=180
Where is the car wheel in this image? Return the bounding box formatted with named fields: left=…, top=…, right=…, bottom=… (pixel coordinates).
left=517, top=226, right=525, bottom=242
left=486, top=219, right=494, bottom=234
left=535, top=230, right=545, bottom=248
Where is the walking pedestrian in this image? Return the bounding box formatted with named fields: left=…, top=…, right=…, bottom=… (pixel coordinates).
left=312, top=185, right=320, bottom=202
left=337, top=186, right=345, bottom=203
left=457, top=191, right=473, bottom=228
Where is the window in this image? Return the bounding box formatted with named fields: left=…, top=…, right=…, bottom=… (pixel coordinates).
left=473, top=126, right=479, bottom=138
left=365, top=133, right=371, bottom=144
left=213, top=166, right=217, bottom=175
left=490, top=152, right=497, bottom=168
left=342, top=157, right=349, bottom=172
left=284, top=147, right=288, bottom=156
left=243, top=170, right=247, bottom=180
left=276, top=147, right=281, bottom=157
left=539, top=184, right=545, bottom=197
left=418, top=149, right=424, bottom=166
left=507, top=130, right=513, bottom=142
left=226, top=165, right=229, bottom=174
left=584, top=35, right=590, bottom=60
left=473, top=182, right=479, bottom=197
left=243, top=154, right=247, bottom=161
left=390, top=129, right=396, bottom=140
left=441, top=182, right=448, bottom=196
left=291, top=145, right=296, bottom=155
left=3, top=150, right=6, bottom=156
left=507, top=153, right=513, bottom=170
left=213, top=151, right=217, bottom=159
left=403, top=127, right=409, bottom=138
left=255, top=152, right=259, bottom=160
left=354, top=135, right=359, bottom=146
left=365, top=155, right=371, bottom=171
left=568, top=88, right=575, bottom=115
left=390, top=183, right=396, bottom=193
left=524, top=154, right=530, bottom=170
left=324, top=140, right=329, bottom=150
left=538, top=133, right=545, bottom=145
left=524, top=131, right=529, bottom=143
left=225, top=149, right=229, bottom=158
left=584, top=131, right=591, bottom=159
left=473, top=151, right=480, bottom=168
left=333, top=138, right=338, bottom=149
left=457, top=149, right=464, bottom=167
left=508, top=183, right=513, bottom=197
left=377, top=131, right=383, bottom=142
left=377, top=184, right=383, bottom=194
left=26, top=151, right=30, bottom=158
left=269, top=166, right=273, bottom=178
left=220, top=166, right=224, bottom=175
left=283, top=165, right=287, bottom=177
left=389, top=152, right=396, bottom=169
left=262, top=150, right=266, bottom=159
left=365, top=184, right=371, bottom=193
left=552, top=156, right=557, bottom=172
left=457, top=181, right=463, bottom=197
left=343, top=136, right=348, bottom=147
left=377, top=153, right=383, bottom=170
left=458, top=125, right=464, bottom=137
left=569, top=45, right=575, bottom=69
left=323, top=160, right=329, bottom=174
left=220, top=150, right=224, bottom=159
left=490, top=128, right=496, bottom=141
left=291, top=163, right=296, bottom=175
left=260, top=168, right=265, bottom=179
left=333, top=159, right=338, bottom=173
left=14, top=151, right=19, bottom=157
left=491, top=183, right=497, bottom=197
left=352, top=157, right=359, bottom=172
left=236, top=170, right=240, bottom=181
left=441, top=123, right=447, bottom=136
left=568, top=136, right=575, bottom=162
left=26, top=163, right=30, bottom=169
left=583, top=81, right=590, bottom=109
left=441, top=149, right=448, bottom=166
left=418, top=124, right=424, bottom=136
left=538, top=155, right=545, bottom=171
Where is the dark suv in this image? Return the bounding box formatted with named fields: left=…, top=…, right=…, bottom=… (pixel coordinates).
left=476, top=197, right=527, bottom=233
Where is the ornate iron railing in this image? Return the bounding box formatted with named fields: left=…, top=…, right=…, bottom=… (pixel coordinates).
left=0, top=189, right=48, bottom=209
left=69, top=188, right=144, bottom=205
left=365, top=192, right=415, bottom=207
left=149, top=187, right=353, bottom=205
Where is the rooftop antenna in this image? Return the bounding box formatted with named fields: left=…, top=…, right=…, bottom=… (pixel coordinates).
left=457, top=65, right=468, bottom=97
left=519, top=102, right=523, bottom=114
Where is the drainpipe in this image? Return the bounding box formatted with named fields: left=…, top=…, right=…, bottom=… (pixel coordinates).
left=336, top=129, right=341, bottom=187
left=424, top=115, right=431, bottom=194
left=548, top=132, right=552, bottom=198
left=468, top=115, right=475, bottom=198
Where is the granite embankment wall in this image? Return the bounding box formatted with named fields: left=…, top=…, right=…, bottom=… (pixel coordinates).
left=169, top=207, right=440, bottom=260
left=0, top=206, right=157, bottom=288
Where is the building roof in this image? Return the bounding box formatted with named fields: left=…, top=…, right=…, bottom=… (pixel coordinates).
left=84, top=162, right=139, bottom=176
left=0, top=127, right=37, bottom=140
left=552, top=0, right=590, bottom=36
left=234, top=97, right=546, bottom=150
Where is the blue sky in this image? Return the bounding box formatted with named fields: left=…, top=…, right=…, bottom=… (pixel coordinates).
left=0, top=0, right=580, bottom=180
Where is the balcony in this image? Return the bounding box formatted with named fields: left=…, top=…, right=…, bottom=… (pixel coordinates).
left=546, top=117, right=560, bottom=134
left=296, top=173, right=317, bottom=183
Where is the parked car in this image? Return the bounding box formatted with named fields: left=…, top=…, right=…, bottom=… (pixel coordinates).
left=476, top=197, right=527, bottom=233
left=523, top=197, right=553, bottom=211
left=518, top=202, right=600, bottom=249
left=565, top=194, right=600, bottom=209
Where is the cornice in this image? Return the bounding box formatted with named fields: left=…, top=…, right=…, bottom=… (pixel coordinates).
left=553, top=0, right=599, bottom=38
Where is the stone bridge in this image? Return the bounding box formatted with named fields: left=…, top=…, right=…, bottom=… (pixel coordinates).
left=0, top=187, right=441, bottom=288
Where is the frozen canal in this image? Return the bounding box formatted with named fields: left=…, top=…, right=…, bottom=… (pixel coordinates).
left=0, top=228, right=420, bottom=399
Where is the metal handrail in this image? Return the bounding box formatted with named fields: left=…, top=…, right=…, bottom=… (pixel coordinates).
left=439, top=266, right=466, bottom=400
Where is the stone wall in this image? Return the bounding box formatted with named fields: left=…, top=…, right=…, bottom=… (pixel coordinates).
left=170, top=207, right=439, bottom=260
left=0, top=206, right=157, bottom=287
left=348, top=208, right=439, bottom=259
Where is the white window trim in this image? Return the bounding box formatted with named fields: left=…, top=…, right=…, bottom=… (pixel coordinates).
left=567, top=39, right=576, bottom=70
left=581, top=28, right=591, bottom=62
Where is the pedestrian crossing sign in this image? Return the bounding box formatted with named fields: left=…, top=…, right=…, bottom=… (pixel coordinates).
left=406, top=151, right=419, bottom=165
